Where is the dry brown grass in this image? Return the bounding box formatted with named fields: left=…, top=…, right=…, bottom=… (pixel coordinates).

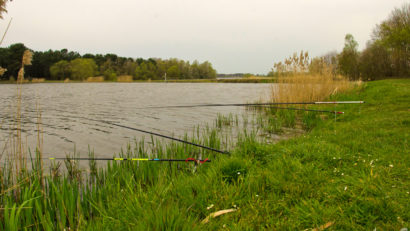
left=0, top=50, right=33, bottom=190
left=0, top=49, right=48, bottom=198
left=0, top=67, right=6, bottom=76
left=117, top=75, right=133, bottom=82
left=14, top=50, right=32, bottom=175
left=271, top=51, right=358, bottom=103
left=271, top=74, right=353, bottom=103
left=86, top=76, right=104, bottom=82
left=31, top=78, right=45, bottom=83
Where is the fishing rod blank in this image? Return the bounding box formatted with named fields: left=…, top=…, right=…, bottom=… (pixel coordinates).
left=38, top=114, right=230, bottom=155
left=136, top=101, right=364, bottom=109
left=101, top=121, right=229, bottom=154
left=46, top=157, right=211, bottom=163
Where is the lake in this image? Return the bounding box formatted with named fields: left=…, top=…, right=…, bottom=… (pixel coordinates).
left=0, top=82, right=272, bottom=160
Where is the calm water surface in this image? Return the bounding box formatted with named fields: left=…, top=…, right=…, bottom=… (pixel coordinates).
left=0, top=83, right=271, bottom=159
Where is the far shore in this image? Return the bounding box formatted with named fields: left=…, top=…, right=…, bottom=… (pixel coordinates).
left=0, top=77, right=276, bottom=84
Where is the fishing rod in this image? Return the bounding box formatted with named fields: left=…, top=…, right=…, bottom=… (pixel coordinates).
left=46, top=157, right=211, bottom=163
left=135, top=101, right=364, bottom=109
left=27, top=114, right=230, bottom=155
left=96, top=120, right=230, bottom=154
left=257, top=106, right=344, bottom=114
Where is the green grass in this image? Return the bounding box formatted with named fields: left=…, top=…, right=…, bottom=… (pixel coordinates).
left=0, top=79, right=409, bottom=230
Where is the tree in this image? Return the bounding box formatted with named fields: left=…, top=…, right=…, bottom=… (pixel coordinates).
left=120, top=60, right=138, bottom=77
left=359, top=41, right=392, bottom=80
left=372, top=3, right=409, bottom=76
left=99, top=59, right=114, bottom=76
left=103, top=68, right=117, bottom=81
left=1, top=43, right=28, bottom=79
left=0, top=41, right=219, bottom=81
left=25, top=48, right=80, bottom=79
left=135, top=62, right=156, bottom=80
left=179, top=60, right=191, bottom=79
left=70, top=58, right=97, bottom=80
left=338, top=34, right=360, bottom=79
left=190, top=60, right=200, bottom=79
left=198, top=61, right=217, bottom=79
left=167, top=65, right=180, bottom=78
left=154, top=58, right=167, bottom=79
left=50, top=60, right=71, bottom=80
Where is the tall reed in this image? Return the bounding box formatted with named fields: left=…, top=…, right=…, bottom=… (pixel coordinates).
left=271, top=51, right=354, bottom=103
left=0, top=49, right=33, bottom=201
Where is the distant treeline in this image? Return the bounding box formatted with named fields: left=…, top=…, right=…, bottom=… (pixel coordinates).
left=217, top=73, right=247, bottom=78
left=269, top=4, right=409, bottom=80
left=217, top=73, right=265, bottom=78
left=0, top=44, right=217, bottom=81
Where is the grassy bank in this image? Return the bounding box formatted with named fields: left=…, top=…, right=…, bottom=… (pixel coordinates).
left=1, top=79, right=408, bottom=230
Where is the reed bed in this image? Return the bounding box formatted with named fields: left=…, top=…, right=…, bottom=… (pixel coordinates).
left=255, top=51, right=364, bottom=134
left=86, top=76, right=104, bottom=82
left=116, top=75, right=133, bottom=82
left=271, top=51, right=356, bottom=103
left=271, top=74, right=352, bottom=103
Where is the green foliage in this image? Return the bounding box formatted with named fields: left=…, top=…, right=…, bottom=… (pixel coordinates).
left=0, top=43, right=28, bottom=80
left=337, top=4, right=409, bottom=80
left=103, top=68, right=117, bottom=81
left=371, top=3, right=409, bottom=77
left=338, top=34, right=360, bottom=80
left=70, top=58, right=97, bottom=80
left=135, top=62, right=156, bottom=80
left=199, top=61, right=217, bottom=79
left=359, top=41, right=392, bottom=80
left=49, top=60, right=71, bottom=80
left=27, top=49, right=80, bottom=79
left=0, top=44, right=218, bottom=81
left=167, top=65, right=180, bottom=78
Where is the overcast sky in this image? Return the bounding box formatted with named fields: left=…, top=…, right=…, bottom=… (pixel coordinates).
left=0, top=0, right=407, bottom=74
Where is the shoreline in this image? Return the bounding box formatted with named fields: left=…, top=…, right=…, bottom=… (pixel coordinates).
left=0, top=77, right=276, bottom=84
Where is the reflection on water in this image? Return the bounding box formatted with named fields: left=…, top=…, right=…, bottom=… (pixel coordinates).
left=0, top=82, right=271, bottom=159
